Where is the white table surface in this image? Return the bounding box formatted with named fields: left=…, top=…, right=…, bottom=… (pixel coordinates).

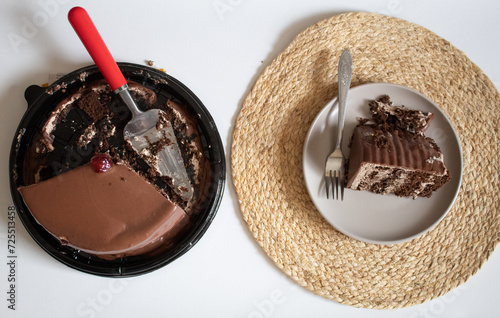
left=1, top=1, right=499, bottom=317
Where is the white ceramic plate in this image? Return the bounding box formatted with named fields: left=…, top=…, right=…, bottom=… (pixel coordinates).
left=303, top=83, right=463, bottom=244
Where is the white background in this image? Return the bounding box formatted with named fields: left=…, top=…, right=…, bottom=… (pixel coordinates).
left=1, top=0, right=499, bottom=317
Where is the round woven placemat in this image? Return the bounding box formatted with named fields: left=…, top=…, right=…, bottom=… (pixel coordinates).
left=231, top=12, right=500, bottom=309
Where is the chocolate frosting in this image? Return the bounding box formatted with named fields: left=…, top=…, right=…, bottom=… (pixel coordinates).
left=349, top=125, right=446, bottom=175
left=18, top=163, right=186, bottom=258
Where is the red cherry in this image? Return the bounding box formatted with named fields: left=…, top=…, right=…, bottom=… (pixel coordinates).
left=90, top=154, right=112, bottom=173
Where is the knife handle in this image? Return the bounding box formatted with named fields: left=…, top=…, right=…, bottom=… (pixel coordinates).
left=68, top=7, right=126, bottom=91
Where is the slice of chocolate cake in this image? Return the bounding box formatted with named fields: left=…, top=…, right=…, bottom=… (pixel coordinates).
left=346, top=96, right=450, bottom=198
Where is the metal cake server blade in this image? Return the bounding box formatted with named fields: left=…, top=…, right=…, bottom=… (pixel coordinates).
left=68, top=6, right=193, bottom=201
left=123, top=109, right=194, bottom=201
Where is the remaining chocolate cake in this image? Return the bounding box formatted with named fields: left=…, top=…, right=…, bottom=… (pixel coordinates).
left=18, top=79, right=211, bottom=259
left=346, top=95, right=450, bottom=198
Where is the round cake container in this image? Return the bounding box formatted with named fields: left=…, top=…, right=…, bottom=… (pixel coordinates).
left=9, top=63, right=226, bottom=277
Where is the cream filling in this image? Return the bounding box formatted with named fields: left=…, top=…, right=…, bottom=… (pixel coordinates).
left=77, top=123, right=97, bottom=147
left=349, top=162, right=440, bottom=196
left=426, top=154, right=444, bottom=164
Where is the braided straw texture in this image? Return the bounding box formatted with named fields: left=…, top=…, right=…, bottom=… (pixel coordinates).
left=231, top=12, right=500, bottom=309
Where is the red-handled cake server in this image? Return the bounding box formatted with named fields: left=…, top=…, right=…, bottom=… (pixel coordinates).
left=68, top=6, right=193, bottom=201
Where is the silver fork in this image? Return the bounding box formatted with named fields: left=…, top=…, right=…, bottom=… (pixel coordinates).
left=325, top=49, right=352, bottom=200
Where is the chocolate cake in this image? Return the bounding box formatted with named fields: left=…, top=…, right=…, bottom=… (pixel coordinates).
left=346, top=95, right=450, bottom=198
left=18, top=79, right=211, bottom=259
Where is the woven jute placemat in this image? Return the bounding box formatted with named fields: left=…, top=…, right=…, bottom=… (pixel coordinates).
left=231, top=12, right=499, bottom=309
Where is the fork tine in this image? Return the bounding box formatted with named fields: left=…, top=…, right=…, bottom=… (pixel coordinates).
left=325, top=172, right=330, bottom=199
left=330, top=172, right=334, bottom=199
left=335, top=170, right=339, bottom=200
left=329, top=170, right=333, bottom=199
left=332, top=170, right=336, bottom=199
left=340, top=170, right=345, bottom=201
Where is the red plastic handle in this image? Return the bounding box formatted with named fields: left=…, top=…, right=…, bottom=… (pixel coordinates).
left=68, top=7, right=126, bottom=91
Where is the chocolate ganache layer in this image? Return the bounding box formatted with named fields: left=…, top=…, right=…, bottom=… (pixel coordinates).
left=19, top=162, right=187, bottom=259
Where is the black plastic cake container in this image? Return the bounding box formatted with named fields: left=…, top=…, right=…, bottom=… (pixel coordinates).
left=9, top=63, right=225, bottom=277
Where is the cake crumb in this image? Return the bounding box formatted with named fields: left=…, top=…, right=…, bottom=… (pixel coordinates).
left=146, top=60, right=154, bottom=66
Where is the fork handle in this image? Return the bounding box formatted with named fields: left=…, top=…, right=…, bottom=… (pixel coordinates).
left=336, top=50, right=352, bottom=149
